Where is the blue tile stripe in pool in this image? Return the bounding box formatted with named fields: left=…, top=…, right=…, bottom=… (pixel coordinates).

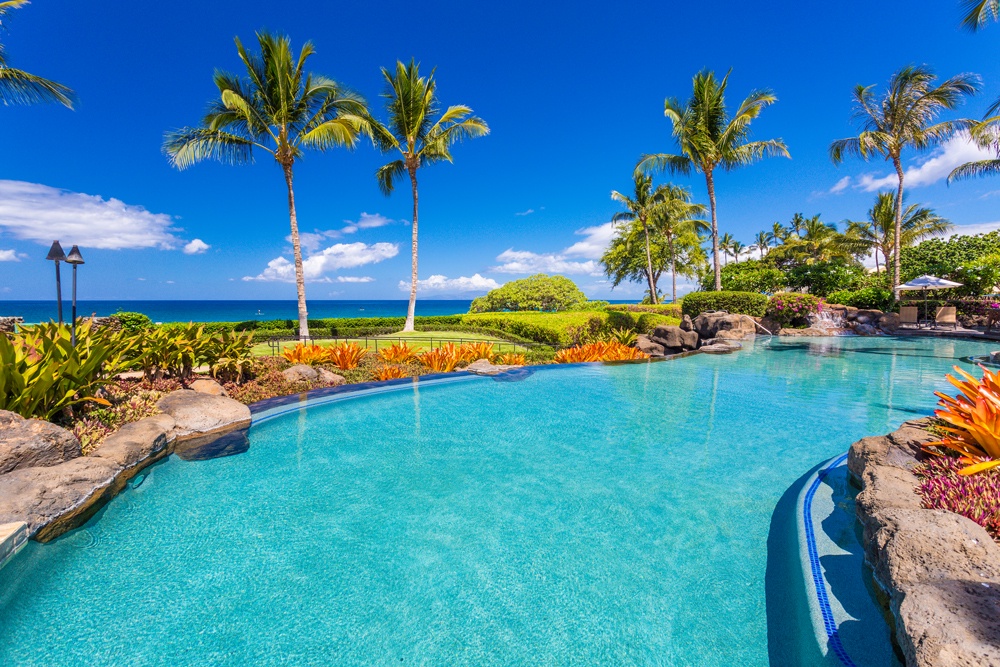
left=803, top=452, right=858, bottom=667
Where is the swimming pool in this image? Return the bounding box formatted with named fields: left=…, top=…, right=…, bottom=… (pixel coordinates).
left=0, top=336, right=991, bottom=666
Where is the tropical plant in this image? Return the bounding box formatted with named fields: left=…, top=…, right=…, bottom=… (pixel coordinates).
left=378, top=342, right=418, bottom=363
left=370, top=59, right=489, bottom=331
left=915, top=455, right=1000, bottom=540
left=826, top=287, right=894, bottom=312
left=469, top=274, right=587, bottom=313
left=607, top=327, right=638, bottom=346
left=638, top=69, right=789, bottom=290
left=371, top=365, right=408, bottom=381
left=952, top=253, right=1000, bottom=296
left=458, top=341, right=494, bottom=362
left=648, top=184, right=708, bottom=302
left=830, top=65, right=979, bottom=291
left=0, top=323, right=132, bottom=420
left=771, top=221, right=789, bottom=244
left=752, top=231, right=773, bottom=259
left=730, top=240, right=746, bottom=263
left=203, top=330, right=255, bottom=383
left=418, top=344, right=462, bottom=372
left=842, top=192, right=951, bottom=273
left=710, top=260, right=786, bottom=293
left=554, top=341, right=649, bottom=363
left=718, top=233, right=735, bottom=266
left=496, top=352, right=527, bottom=366
left=0, top=0, right=73, bottom=108
left=326, top=342, right=367, bottom=370
left=766, top=293, right=823, bottom=327
left=785, top=260, right=864, bottom=296
left=900, top=230, right=1000, bottom=282
left=927, top=365, right=1000, bottom=474
left=164, top=32, right=370, bottom=340
left=113, top=311, right=153, bottom=333
left=961, top=0, right=1000, bottom=30
left=282, top=343, right=329, bottom=366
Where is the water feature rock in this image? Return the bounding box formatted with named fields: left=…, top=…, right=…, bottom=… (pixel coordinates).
left=173, top=429, right=250, bottom=461
left=635, top=335, right=666, bottom=357
left=679, top=315, right=694, bottom=332
left=855, top=309, right=884, bottom=325
left=90, top=414, right=173, bottom=471
left=855, top=323, right=879, bottom=336
left=316, top=368, right=346, bottom=385
left=650, top=325, right=698, bottom=351
left=0, top=411, right=81, bottom=475
left=698, top=341, right=741, bottom=354
left=992, top=351, right=1000, bottom=365
left=690, top=312, right=756, bottom=340
left=778, top=327, right=828, bottom=337
left=0, top=456, right=121, bottom=540
left=155, top=390, right=251, bottom=441
left=282, top=364, right=319, bottom=382
left=0, top=316, right=23, bottom=333
left=878, top=312, right=901, bottom=333
left=189, top=378, right=228, bottom=396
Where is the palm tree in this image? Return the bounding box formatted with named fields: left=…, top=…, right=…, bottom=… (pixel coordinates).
left=771, top=222, right=789, bottom=244
left=731, top=240, right=746, bottom=263
left=830, top=65, right=978, bottom=292
left=612, top=172, right=668, bottom=304
left=648, top=184, right=707, bottom=302
left=719, top=232, right=735, bottom=266
left=949, top=98, right=1000, bottom=182
left=0, top=1, right=73, bottom=107
left=961, top=0, right=999, bottom=30
left=843, top=192, right=952, bottom=272
left=788, top=213, right=808, bottom=238
left=370, top=59, right=488, bottom=332
left=753, top=231, right=773, bottom=259
left=638, top=69, right=789, bottom=291
left=164, top=32, right=370, bottom=340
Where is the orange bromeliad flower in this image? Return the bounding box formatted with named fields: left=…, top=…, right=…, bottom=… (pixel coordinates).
left=926, top=365, right=1000, bottom=475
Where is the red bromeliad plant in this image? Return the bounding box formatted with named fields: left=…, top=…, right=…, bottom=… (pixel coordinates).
left=926, top=365, right=1000, bottom=475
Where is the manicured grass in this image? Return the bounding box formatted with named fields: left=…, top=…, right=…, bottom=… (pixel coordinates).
left=252, top=330, right=529, bottom=356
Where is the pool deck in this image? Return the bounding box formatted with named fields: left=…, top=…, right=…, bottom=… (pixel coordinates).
left=893, top=326, right=1000, bottom=343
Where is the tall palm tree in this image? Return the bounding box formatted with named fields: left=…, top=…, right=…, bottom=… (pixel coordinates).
left=648, top=184, right=707, bottom=302
left=949, top=98, right=1000, bottom=182
left=753, top=230, right=773, bottom=259
left=843, top=192, right=952, bottom=273
left=164, top=32, right=370, bottom=340
left=730, top=240, right=746, bottom=263
left=370, top=59, right=488, bottom=332
left=788, top=213, right=808, bottom=238
left=0, top=1, right=73, bottom=107
left=611, top=172, right=669, bottom=304
left=830, top=65, right=978, bottom=292
left=961, top=0, right=999, bottom=30
left=638, top=69, right=789, bottom=291
left=771, top=221, right=789, bottom=244
left=719, top=232, right=735, bottom=266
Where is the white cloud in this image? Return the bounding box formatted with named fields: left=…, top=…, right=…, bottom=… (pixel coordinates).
left=183, top=238, right=210, bottom=255
left=829, top=176, right=851, bottom=194
left=244, top=242, right=398, bottom=282
left=852, top=134, right=995, bottom=192
left=0, top=249, right=18, bottom=262
left=494, top=222, right=614, bottom=275
left=938, top=221, right=1000, bottom=238
left=398, top=273, right=501, bottom=293
left=515, top=209, right=535, bottom=216
left=287, top=213, right=406, bottom=251
left=0, top=180, right=180, bottom=250
left=336, top=276, right=374, bottom=283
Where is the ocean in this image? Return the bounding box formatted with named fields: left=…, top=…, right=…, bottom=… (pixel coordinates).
left=0, top=300, right=477, bottom=324
left=1, top=299, right=642, bottom=324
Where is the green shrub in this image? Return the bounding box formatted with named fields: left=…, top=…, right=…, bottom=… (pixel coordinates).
left=953, top=254, right=1000, bottom=296
left=705, top=260, right=787, bottom=293
left=785, top=260, right=864, bottom=296
left=634, top=313, right=680, bottom=333
left=605, top=303, right=683, bottom=318
left=469, top=274, right=588, bottom=312
left=680, top=291, right=769, bottom=318
left=462, top=311, right=635, bottom=346
left=766, top=292, right=823, bottom=327
left=826, top=288, right=894, bottom=311
left=113, top=311, right=153, bottom=332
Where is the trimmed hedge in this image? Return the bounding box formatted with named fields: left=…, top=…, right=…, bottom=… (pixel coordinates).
left=680, top=291, right=768, bottom=318
left=605, top=303, right=683, bottom=318
left=826, top=288, right=894, bottom=312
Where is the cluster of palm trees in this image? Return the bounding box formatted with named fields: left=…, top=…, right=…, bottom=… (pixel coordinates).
left=163, top=35, right=488, bottom=339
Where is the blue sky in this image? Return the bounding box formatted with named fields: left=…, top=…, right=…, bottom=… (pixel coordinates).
left=0, top=0, right=998, bottom=302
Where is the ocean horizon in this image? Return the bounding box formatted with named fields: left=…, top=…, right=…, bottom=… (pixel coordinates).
left=0, top=299, right=641, bottom=324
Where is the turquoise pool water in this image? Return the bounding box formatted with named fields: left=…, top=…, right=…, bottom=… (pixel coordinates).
left=0, top=336, right=993, bottom=666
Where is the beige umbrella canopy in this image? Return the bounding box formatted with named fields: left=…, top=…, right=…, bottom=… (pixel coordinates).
left=897, top=275, right=963, bottom=322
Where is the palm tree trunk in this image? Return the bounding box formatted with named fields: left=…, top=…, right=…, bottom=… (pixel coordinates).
left=282, top=163, right=309, bottom=340
left=641, top=215, right=657, bottom=304
left=892, top=157, right=905, bottom=299
left=404, top=167, right=419, bottom=332
left=874, top=248, right=880, bottom=275
left=669, top=234, right=677, bottom=303
left=706, top=170, right=721, bottom=291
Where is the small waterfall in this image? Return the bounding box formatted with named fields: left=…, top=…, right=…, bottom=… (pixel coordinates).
left=809, top=309, right=853, bottom=335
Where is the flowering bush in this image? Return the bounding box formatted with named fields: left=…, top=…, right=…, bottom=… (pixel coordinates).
left=765, top=293, right=823, bottom=327
left=914, top=455, right=1000, bottom=541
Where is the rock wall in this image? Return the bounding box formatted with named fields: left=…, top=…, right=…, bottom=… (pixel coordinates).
left=849, top=420, right=1000, bottom=666
left=0, top=386, right=251, bottom=547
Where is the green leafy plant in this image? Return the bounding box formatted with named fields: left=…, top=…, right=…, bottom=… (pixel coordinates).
left=113, top=311, right=153, bottom=333
left=607, top=327, right=638, bottom=346
left=680, top=291, right=768, bottom=318
left=825, top=288, right=894, bottom=312
left=469, top=274, right=588, bottom=313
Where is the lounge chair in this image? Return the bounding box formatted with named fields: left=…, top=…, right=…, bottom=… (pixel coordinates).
left=935, top=306, right=958, bottom=330
left=899, top=306, right=919, bottom=329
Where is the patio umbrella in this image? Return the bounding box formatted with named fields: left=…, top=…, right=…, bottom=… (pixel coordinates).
left=896, top=275, right=963, bottom=324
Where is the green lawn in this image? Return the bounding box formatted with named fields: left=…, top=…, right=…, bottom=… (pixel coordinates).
left=252, top=330, right=529, bottom=356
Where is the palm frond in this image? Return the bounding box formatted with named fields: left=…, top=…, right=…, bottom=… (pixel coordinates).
left=949, top=158, right=1000, bottom=182
left=636, top=152, right=692, bottom=176
left=962, top=0, right=1000, bottom=30
left=0, top=66, right=74, bottom=107
left=375, top=159, right=406, bottom=195
left=163, top=128, right=257, bottom=169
